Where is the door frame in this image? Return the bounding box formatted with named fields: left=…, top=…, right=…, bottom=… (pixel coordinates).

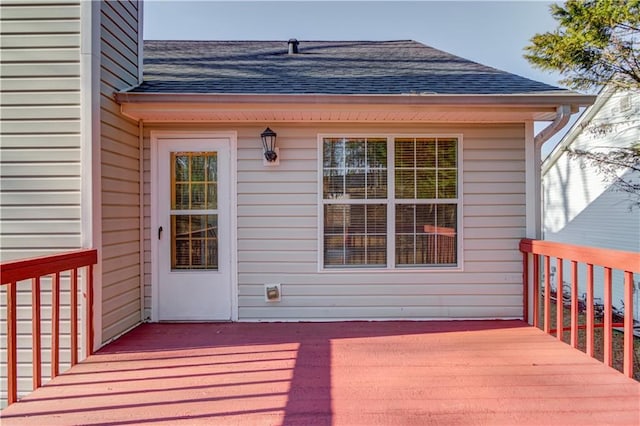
left=150, top=131, right=238, bottom=322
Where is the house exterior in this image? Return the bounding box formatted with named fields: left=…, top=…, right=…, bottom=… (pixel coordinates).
left=542, top=87, right=640, bottom=319
left=116, top=39, right=596, bottom=323
left=1, top=3, right=596, bottom=404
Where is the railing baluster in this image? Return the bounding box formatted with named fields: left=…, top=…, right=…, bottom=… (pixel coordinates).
left=71, top=268, right=78, bottom=366
left=7, top=282, right=18, bottom=405
left=624, top=271, right=634, bottom=378
left=533, top=254, right=540, bottom=328
left=51, top=272, right=60, bottom=379
left=86, top=264, right=94, bottom=357
left=32, top=277, right=42, bottom=390
left=571, top=260, right=578, bottom=349
left=586, top=264, right=594, bottom=357
left=603, top=267, right=612, bottom=367
left=544, top=256, right=551, bottom=333
left=556, top=258, right=563, bottom=341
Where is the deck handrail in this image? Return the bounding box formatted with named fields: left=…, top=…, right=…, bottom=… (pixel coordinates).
left=1, top=249, right=98, bottom=406
left=520, top=238, right=638, bottom=379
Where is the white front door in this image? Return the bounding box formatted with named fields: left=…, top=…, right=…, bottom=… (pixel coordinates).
left=156, top=137, right=231, bottom=321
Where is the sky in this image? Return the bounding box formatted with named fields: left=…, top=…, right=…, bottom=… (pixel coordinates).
left=143, top=0, right=580, bottom=156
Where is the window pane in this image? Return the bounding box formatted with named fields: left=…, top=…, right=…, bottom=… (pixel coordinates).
left=366, top=169, right=387, bottom=199
left=438, top=139, right=457, bottom=168
left=207, top=183, right=217, bottom=209
left=395, top=169, right=415, bottom=199
left=175, top=155, right=189, bottom=181
left=345, top=139, right=365, bottom=168
left=323, top=169, right=344, bottom=198
left=324, top=204, right=347, bottom=234
left=206, top=155, right=217, bottom=182
left=324, top=235, right=345, bottom=266
left=171, top=214, right=218, bottom=270
left=191, top=156, right=205, bottom=182
left=368, top=204, right=387, bottom=233
left=345, top=169, right=366, bottom=199
left=396, top=204, right=457, bottom=266
left=367, top=138, right=387, bottom=169
left=416, top=138, right=436, bottom=168
left=323, top=203, right=386, bottom=267
left=395, top=138, right=414, bottom=168
left=416, top=169, right=436, bottom=199
left=438, top=170, right=457, bottom=198
left=191, top=183, right=205, bottom=209
left=174, top=184, right=189, bottom=210
left=323, top=138, right=344, bottom=168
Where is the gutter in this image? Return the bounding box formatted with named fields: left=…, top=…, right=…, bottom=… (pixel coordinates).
left=114, top=92, right=596, bottom=108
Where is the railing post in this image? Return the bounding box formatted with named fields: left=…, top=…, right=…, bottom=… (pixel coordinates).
left=32, top=277, right=42, bottom=390
left=7, top=282, right=18, bottom=405
left=624, top=271, right=634, bottom=378
left=603, top=267, right=612, bottom=367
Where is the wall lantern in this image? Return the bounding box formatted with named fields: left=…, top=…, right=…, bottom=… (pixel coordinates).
left=261, top=127, right=278, bottom=164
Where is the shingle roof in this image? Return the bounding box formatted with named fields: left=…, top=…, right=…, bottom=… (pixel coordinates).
left=131, top=40, right=563, bottom=95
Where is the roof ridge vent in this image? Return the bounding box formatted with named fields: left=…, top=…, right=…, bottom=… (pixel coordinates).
left=288, top=38, right=299, bottom=54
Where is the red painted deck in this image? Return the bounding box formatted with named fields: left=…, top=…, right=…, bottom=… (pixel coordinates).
left=2, top=320, right=639, bottom=425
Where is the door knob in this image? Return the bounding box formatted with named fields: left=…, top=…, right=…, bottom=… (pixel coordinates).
left=158, top=226, right=163, bottom=240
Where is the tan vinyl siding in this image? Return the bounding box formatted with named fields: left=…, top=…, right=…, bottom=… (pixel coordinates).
left=0, top=0, right=82, bottom=407
left=99, top=0, right=141, bottom=343
left=143, top=123, right=526, bottom=321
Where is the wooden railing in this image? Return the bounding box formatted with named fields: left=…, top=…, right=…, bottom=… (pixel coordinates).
left=520, top=239, right=639, bottom=378
left=0, top=249, right=97, bottom=405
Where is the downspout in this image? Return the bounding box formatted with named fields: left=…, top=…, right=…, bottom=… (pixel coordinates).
left=533, top=104, right=572, bottom=239
left=139, top=120, right=145, bottom=323
left=524, top=104, right=572, bottom=324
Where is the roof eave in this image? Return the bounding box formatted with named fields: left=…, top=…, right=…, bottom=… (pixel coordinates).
left=114, top=92, right=596, bottom=123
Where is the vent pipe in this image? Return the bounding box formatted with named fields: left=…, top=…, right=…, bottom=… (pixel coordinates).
left=288, top=39, right=299, bottom=54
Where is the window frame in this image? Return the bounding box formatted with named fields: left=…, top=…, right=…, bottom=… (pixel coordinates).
left=317, top=133, right=464, bottom=273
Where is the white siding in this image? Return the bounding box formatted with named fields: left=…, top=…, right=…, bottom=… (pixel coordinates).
left=543, top=90, right=640, bottom=318
left=143, top=123, right=526, bottom=321
left=99, top=0, right=141, bottom=343
left=0, top=0, right=82, bottom=407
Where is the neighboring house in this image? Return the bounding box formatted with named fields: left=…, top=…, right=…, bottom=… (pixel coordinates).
left=1, top=3, right=595, bottom=403
left=543, top=87, right=640, bottom=319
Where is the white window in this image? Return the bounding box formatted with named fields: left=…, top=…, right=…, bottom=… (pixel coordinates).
left=320, top=136, right=461, bottom=269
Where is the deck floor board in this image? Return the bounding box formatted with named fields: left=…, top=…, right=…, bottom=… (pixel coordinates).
left=2, top=320, right=639, bottom=425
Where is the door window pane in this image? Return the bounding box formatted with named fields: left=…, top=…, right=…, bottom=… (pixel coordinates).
left=171, top=214, right=218, bottom=270
left=171, top=152, right=218, bottom=210
left=170, top=151, right=219, bottom=270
